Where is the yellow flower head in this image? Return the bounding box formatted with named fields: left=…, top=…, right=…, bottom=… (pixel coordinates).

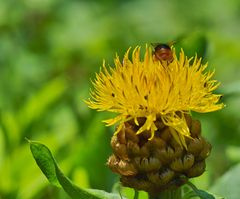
left=86, top=45, right=224, bottom=148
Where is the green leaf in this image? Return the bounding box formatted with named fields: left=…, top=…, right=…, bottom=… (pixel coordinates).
left=18, top=77, right=67, bottom=131
left=87, top=189, right=125, bottom=199
left=29, top=140, right=61, bottom=187
left=29, top=140, right=124, bottom=199
left=226, top=145, right=240, bottom=162
left=174, top=31, right=208, bottom=59
left=0, top=111, right=20, bottom=148
left=0, top=127, right=5, bottom=166
left=112, top=183, right=148, bottom=199
left=186, top=181, right=218, bottom=199
left=194, top=190, right=217, bottom=199
left=221, top=81, right=240, bottom=97
left=210, top=163, right=240, bottom=199
left=183, top=190, right=223, bottom=199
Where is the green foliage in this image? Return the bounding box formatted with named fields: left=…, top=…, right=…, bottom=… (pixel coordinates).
left=184, top=182, right=217, bottom=199
left=174, top=32, right=208, bottom=59
left=29, top=140, right=124, bottom=199
left=0, top=0, right=240, bottom=198
left=29, top=141, right=224, bottom=199
left=209, top=163, right=240, bottom=199
left=29, top=140, right=61, bottom=188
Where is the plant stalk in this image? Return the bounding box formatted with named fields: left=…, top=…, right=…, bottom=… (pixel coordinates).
left=148, top=188, right=182, bottom=199
left=134, top=189, right=139, bottom=199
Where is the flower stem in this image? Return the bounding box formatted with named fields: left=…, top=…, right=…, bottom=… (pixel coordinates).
left=134, top=189, right=139, bottom=199
left=148, top=188, right=182, bottom=199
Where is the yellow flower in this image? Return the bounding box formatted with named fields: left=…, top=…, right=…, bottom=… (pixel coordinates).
left=86, top=45, right=224, bottom=148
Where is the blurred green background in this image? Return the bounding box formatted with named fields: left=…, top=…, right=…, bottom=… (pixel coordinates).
left=0, top=0, right=240, bottom=198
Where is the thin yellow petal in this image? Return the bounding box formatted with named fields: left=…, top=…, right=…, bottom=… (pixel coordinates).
left=86, top=44, right=224, bottom=147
